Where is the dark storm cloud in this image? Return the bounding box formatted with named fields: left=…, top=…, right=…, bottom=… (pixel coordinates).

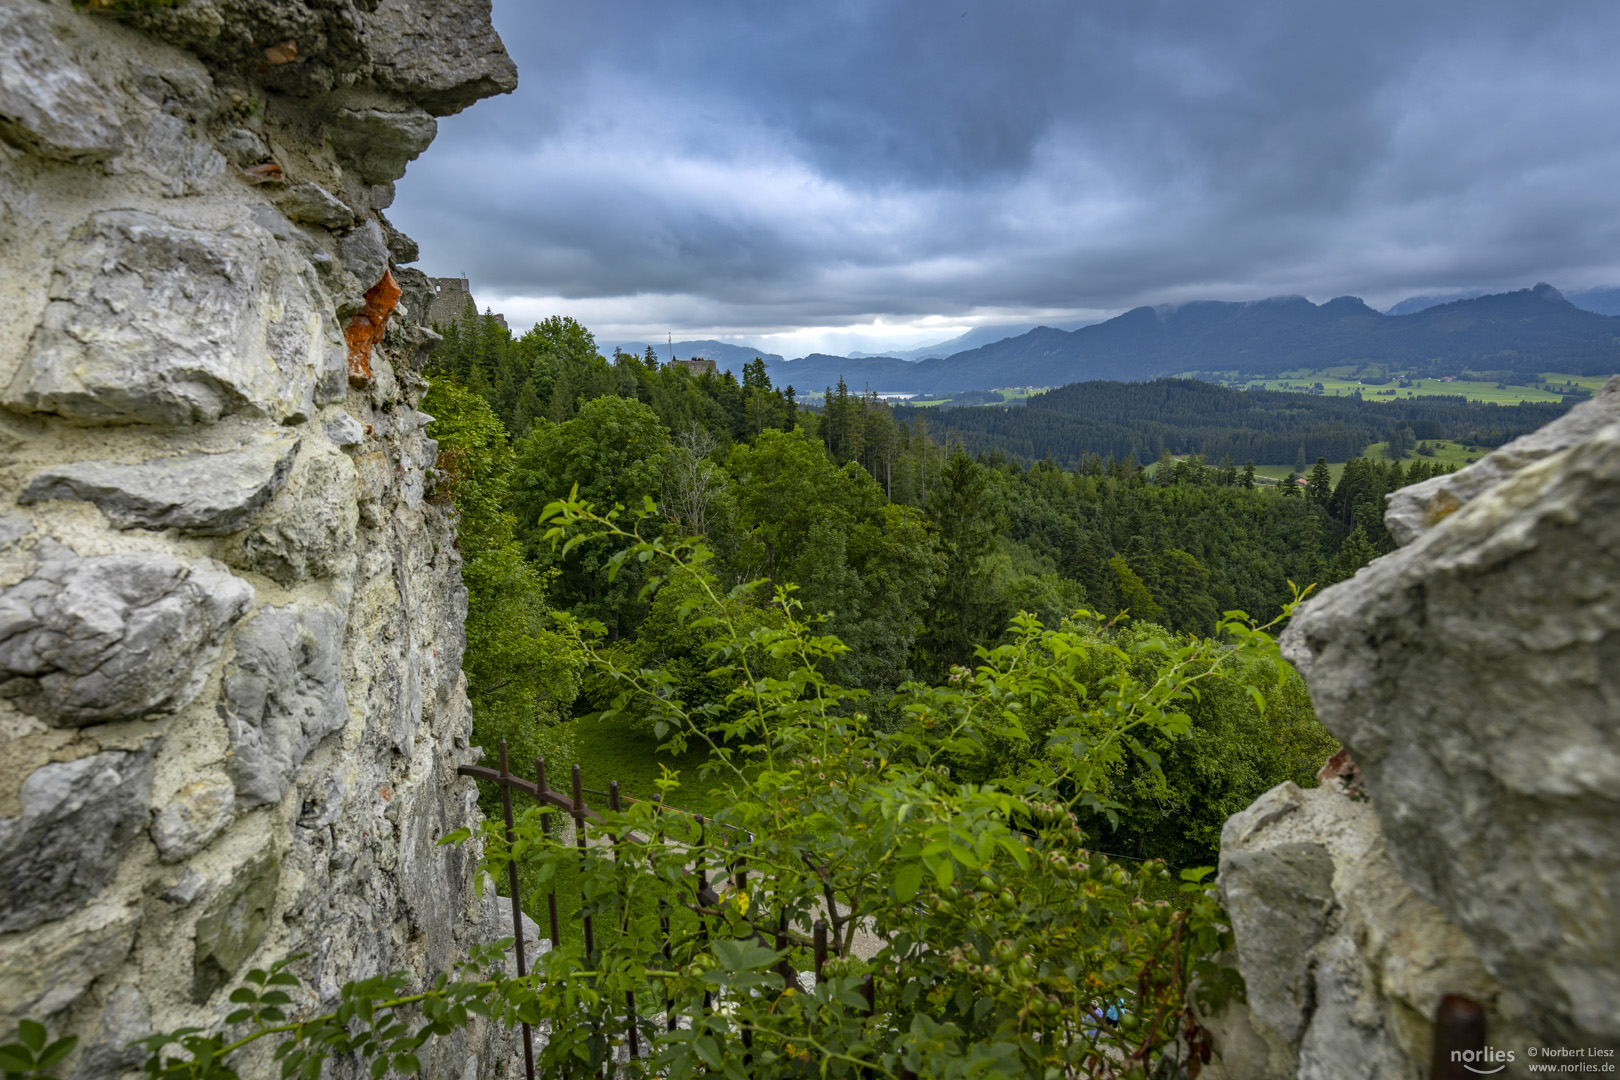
left=389, top=0, right=1620, bottom=345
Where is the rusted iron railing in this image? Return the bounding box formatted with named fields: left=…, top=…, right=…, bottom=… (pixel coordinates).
left=457, top=739, right=781, bottom=1080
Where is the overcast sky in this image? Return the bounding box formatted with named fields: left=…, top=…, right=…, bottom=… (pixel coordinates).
left=388, top=0, right=1620, bottom=357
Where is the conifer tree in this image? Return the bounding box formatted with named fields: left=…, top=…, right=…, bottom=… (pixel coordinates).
left=1306, top=457, right=1333, bottom=504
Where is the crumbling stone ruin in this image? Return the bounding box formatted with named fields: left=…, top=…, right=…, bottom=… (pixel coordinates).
left=426, top=276, right=505, bottom=332
left=1206, top=378, right=1620, bottom=1078
left=670, top=357, right=717, bottom=377
left=0, top=0, right=517, bottom=1075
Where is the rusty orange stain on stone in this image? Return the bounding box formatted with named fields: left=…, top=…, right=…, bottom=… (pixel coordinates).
left=345, top=268, right=401, bottom=386
left=264, top=40, right=297, bottom=65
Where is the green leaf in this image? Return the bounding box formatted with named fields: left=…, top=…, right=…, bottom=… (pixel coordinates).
left=394, top=1053, right=421, bottom=1073
left=893, top=861, right=923, bottom=903
left=933, top=857, right=955, bottom=888
left=437, top=828, right=472, bottom=846
left=694, top=1036, right=723, bottom=1069
left=0, top=1047, right=36, bottom=1072
left=17, top=1021, right=45, bottom=1053
left=710, top=939, right=778, bottom=972
left=37, top=1036, right=77, bottom=1069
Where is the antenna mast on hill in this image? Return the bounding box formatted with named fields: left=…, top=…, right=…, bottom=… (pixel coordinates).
left=668, top=332, right=673, bottom=365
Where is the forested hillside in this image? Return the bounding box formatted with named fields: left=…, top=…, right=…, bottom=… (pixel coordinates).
left=420, top=308, right=1473, bottom=864
left=904, top=378, right=1569, bottom=466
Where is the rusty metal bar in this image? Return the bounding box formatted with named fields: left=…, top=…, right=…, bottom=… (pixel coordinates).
left=775, top=910, right=797, bottom=993
left=494, top=741, right=536, bottom=1080
left=572, top=765, right=594, bottom=958
left=1431, top=995, right=1487, bottom=1080
left=609, top=782, right=641, bottom=1059
left=536, top=758, right=560, bottom=949
left=814, top=919, right=828, bottom=983
left=694, top=815, right=713, bottom=1013
left=652, top=793, right=677, bottom=1034
left=460, top=763, right=605, bottom=824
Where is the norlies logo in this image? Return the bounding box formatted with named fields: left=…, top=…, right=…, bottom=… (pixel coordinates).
left=1454, top=1046, right=1517, bottom=1074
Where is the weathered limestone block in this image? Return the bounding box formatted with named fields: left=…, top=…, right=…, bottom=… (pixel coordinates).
left=69, top=985, right=150, bottom=1080
left=19, top=430, right=302, bottom=535
left=191, top=850, right=280, bottom=1003
left=322, top=410, right=366, bottom=447
left=0, top=553, right=253, bottom=726
left=120, top=0, right=371, bottom=97
left=0, top=746, right=158, bottom=935
left=150, top=779, right=236, bottom=864
left=1385, top=375, right=1620, bottom=545
left=0, top=901, right=140, bottom=1025
left=1284, top=420, right=1620, bottom=1049
left=362, top=0, right=520, bottom=116
left=0, top=5, right=125, bottom=162
left=1222, top=841, right=1337, bottom=1052
left=222, top=603, right=349, bottom=808
left=228, top=440, right=359, bottom=584
left=276, top=181, right=356, bottom=230
left=1208, top=781, right=1500, bottom=1080
left=338, top=218, right=391, bottom=292
left=326, top=102, right=437, bottom=185
left=1, top=211, right=334, bottom=426
left=112, top=109, right=227, bottom=198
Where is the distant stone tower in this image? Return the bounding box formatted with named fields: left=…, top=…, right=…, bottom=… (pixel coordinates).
left=427, top=276, right=506, bottom=330
left=670, top=356, right=717, bottom=376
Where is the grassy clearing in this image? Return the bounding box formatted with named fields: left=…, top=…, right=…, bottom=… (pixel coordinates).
left=1189, top=369, right=1607, bottom=405
left=1248, top=439, right=1483, bottom=486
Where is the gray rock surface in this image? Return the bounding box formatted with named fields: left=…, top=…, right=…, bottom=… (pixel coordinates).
left=2, top=211, right=331, bottom=426
left=192, top=851, right=279, bottom=1003
left=228, top=440, right=358, bottom=584
left=277, top=182, right=356, bottom=230
left=0, top=901, right=140, bottom=1026
left=0, top=1, right=514, bottom=1072
left=363, top=0, right=519, bottom=116
left=1283, top=418, right=1620, bottom=1051
left=322, top=411, right=366, bottom=447
left=222, top=603, right=349, bottom=808
left=0, top=553, right=253, bottom=725
left=1385, top=375, right=1620, bottom=545
left=338, top=218, right=391, bottom=290
left=0, top=510, right=30, bottom=548
left=20, top=430, right=302, bottom=535
left=70, top=985, right=150, bottom=1080
left=1222, top=840, right=1337, bottom=1050
left=149, top=779, right=236, bottom=864
left=326, top=103, right=437, bottom=185
left=0, top=5, right=124, bottom=162
left=1210, top=781, right=1500, bottom=1080
left=0, top=746, right=158, bottom=934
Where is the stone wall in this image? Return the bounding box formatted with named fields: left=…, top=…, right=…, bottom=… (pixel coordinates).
left=1205, top=379, right=1620, bottom=1079
left=0, top=1, right=517, bottom=1076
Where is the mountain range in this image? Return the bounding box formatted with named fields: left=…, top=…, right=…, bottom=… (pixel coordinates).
left=619, top=284, right=1619, bottom=396
left=771, top=284, right=1620, bottom=394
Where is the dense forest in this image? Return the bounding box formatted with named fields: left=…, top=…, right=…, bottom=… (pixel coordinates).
left=903, top=377, right=1570, bottom=467
left=422, top=305, right=1461, bottom=865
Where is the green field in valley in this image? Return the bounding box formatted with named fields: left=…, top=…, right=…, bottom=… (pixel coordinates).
left=1192, top=369, right=1607, bottom=405
left=1249, top=439, right=1484, bottom=486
